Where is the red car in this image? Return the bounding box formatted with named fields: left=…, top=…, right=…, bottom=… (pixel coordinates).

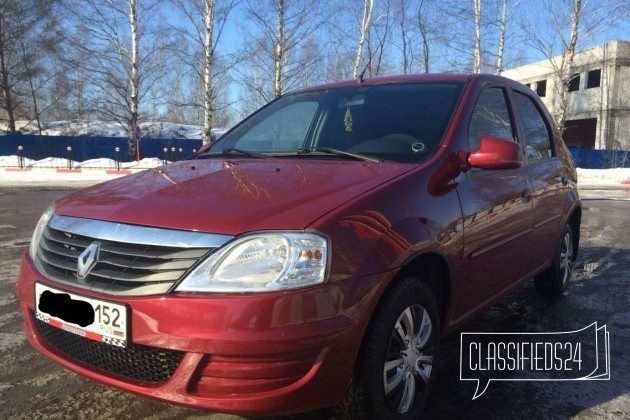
left=17, top=74, right=580, bottom=418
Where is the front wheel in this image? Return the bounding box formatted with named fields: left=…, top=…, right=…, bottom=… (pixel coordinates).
left=534, top=224, right=575, bottom=297
left=339, top=277, right=440, bottom=419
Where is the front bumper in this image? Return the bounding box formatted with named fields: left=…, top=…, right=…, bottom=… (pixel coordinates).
left=16, top=253, right=384, bottom=416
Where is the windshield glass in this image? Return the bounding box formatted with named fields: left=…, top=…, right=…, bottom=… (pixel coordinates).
left=203, top=82, right=464, bottom=163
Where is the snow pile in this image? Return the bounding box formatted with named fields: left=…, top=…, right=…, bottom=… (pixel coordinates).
left=74, top=158, right=164, bottom=169
left=4, top=120, right=228, bottom=140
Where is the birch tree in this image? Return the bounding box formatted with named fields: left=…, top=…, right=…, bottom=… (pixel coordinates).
left=368, top=1, right=398, bottom=77
left=556, top=0, right=582, bottom=130
left=425, top=0, right=486, bottom=72
left=170, top=0, right=238, bottom=143
left=273, top=0, right=284, bottom=98
left=202, top=0, right=216, bottom=142
left=495, top=0, right=525, bottom=74
left=495, top=0, right=507, bottom=74
left=353, top=0, right=374, bottom=80
left=130, top=0, right=140, bottom=155
left=240, top=0, right=321, bottom=110
left=473, top=0, right=482, bottom=73
left=64, top=0, right=165, bottom=158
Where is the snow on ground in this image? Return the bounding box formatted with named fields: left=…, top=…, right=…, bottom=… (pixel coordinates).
left=576, top=168, right=630, bottom=187
left=0, top=156, right=163, bottom=188
left=0, top=155, right=162, bottom=169
left=576, top=168, right=630, bottom=200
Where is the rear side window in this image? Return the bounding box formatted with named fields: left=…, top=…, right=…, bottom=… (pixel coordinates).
left=514, top=92, right=552, bottom=161
left=468, top=87, right=514, bottom=151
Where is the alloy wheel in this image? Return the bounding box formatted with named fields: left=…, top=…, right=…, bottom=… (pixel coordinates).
left=560, top=230, right=574, bottom=287
left=383, top=304, right=434, bottom=414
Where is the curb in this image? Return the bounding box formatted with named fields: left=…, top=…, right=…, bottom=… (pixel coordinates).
left=106, top=169, right=133, bottom=175
left=579, top=183, right=630, bottom=191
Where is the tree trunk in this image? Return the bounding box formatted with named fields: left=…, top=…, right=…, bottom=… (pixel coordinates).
left=129, top=0, right=140, bottom=159
left=274, top=0, right=284, bottom=98
left=400, top=0, right=408, bottom=74
left=0, top=15, right=16, bottom=133
left=22, top=45, right=42, bottom=134
left=473, top=0, right=482, bottom=73
left=496, top=0, right=507, bottom=75
left=557, top=0, right=581, bottom=132
left=354, top=0, right=374, bottom=81
left=418, top=0, right=429, bottom=73
left=202, top=0, right=216, bottom=144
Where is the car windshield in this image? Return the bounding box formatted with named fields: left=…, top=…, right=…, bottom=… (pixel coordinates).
left=201, top=82, right=464, bottom=163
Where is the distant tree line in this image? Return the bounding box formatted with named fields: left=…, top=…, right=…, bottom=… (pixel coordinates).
left=0, top=0, right=628, bottom=157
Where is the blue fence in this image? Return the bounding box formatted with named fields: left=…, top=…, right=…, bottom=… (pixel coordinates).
left=568, top=147, right=630, bottom=169
left=0, top=135, right=203, bottom=162
left=0, top=135, right=628, bottom=169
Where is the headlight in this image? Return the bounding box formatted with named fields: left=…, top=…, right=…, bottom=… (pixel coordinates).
left=29, top=205, right=55, bottom=260
left=176, top=232, right=328, bottom=292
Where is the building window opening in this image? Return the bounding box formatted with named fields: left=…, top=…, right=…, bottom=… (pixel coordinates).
left=587, top=69, right=601, bottom=89
left=535, top=80, right=547, bottom=97
left=568, top=73, right=580, bottom=92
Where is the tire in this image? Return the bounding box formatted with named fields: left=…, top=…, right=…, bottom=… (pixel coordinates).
left=338, top=277, right=440, bottom=419
left=534, top=224, right=575, bottom=297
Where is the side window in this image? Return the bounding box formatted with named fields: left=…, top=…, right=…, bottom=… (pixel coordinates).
left=513, top=92, right=553, bottom=161
left=468, top=87, right=514, bottom=151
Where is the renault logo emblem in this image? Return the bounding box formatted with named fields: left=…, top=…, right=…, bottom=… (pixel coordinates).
left=77, top=243, right=100, bottom=280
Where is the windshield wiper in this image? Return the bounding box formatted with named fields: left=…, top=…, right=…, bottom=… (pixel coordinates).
left=222, top=148, right=268, bottom=158
left=307, top=147, right=382, bottom=163
left=195, top=148, right=268, bottom=160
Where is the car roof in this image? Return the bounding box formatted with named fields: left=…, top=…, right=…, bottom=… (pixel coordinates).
left=293, top=73, right=509, bottom=93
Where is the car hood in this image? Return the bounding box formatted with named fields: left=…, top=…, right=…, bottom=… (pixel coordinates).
left=55, top=159, right=414, bottom=235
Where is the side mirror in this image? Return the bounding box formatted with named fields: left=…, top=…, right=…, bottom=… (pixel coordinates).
left=466, top=137, right=523, bottom=170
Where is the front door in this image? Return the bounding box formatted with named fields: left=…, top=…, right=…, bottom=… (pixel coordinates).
left=454, top=86, right=533, bottom=319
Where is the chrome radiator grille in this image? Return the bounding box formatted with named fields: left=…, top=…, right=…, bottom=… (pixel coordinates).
left=34, top=215, right=233, bottom=296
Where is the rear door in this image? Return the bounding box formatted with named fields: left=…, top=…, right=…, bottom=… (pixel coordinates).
left=511, top=89, right=570, bottom=275
left=455, top=85, right=533, bottom=317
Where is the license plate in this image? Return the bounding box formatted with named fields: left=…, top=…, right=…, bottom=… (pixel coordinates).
left=35, top=283, right=128, bottom=348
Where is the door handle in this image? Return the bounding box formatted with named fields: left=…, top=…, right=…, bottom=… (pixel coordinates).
left=555, top=175, right=569, bottom=185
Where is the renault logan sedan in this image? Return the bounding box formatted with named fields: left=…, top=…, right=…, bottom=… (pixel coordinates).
left=17, top=74, right=580, bottom=419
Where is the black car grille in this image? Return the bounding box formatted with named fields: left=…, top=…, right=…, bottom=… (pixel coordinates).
left=35, top=224, right=214, bottom=296
left=34, top=311, right=185, bottom=384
